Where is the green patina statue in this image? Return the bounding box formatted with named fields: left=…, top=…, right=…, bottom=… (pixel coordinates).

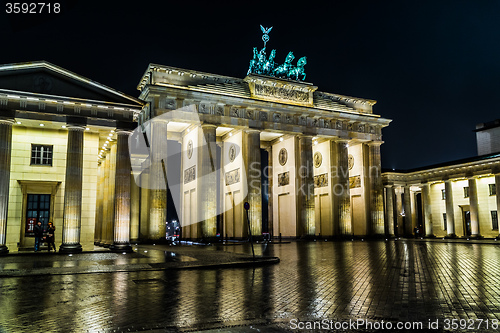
left=247, top=25, right=307, bottom=81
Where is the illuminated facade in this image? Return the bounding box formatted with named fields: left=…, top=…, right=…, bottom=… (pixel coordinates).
left=382, top=129, right=500, bottom=238
left=134, top=64, right=391, bottom=241
left=0, top=61, right=142, bottom=253
left=0, top=60, right=392, bottom=254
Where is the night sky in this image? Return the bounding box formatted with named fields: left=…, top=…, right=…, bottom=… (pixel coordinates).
left=1, top=0, right=500, bottom=170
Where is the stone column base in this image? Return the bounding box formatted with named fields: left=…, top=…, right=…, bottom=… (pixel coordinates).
left=0, top=245, right=9, bottom=255
left=468, top=234, right=483, bottom=239
left=59, top=244, right=82, bottom=254
left=109, top=243, right=133, bottom=253
left=445, top=234, right=457, bottom=239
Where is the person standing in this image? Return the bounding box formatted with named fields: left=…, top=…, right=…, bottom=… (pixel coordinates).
left=46, top=222, right=56, bottom=252
left=34, top=221, right=43, bottom=252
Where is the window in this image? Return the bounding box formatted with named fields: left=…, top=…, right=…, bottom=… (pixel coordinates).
left=492, top=211, right=498, bottom=230
left=443, top=213, right=447, bottom=230
left=31, top=144, right=53, bottom=166
left=464, top=187, right=469, bottom=198
left=441, top=189, right=446, bottom=200
left=490, top=184, right=496, bottom=196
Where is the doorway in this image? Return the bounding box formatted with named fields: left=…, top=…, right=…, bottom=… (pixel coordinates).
left=463, top=210, right=471, bottom=237
left=25, top=194, right=50, bottom=236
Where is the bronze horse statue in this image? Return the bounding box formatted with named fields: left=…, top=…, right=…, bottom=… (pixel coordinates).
left=287, top=56, right=307, bottom=81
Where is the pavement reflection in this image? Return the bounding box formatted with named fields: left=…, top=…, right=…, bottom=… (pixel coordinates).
left=1, top=240, right=500, bottom=332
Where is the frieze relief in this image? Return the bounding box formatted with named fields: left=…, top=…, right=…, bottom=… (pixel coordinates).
left=278, top=171, right=290, bottom=186
left=246, top=109, right=254, bottom=119
left=311, top=118, right=319, bottom=127
left=314, top=173, right=328, bottom=188
left=260, top=111, right=268, bottom=121
left=216, top=105, right=224, bottom=115
left=230, top=107, right=240, bottom=117
left=254, top=84, right=309, bottom=104
left=184, top=166, right=196, bottom=184
left=225, top=168, right=240, bottom=185
left=273, top=113, right=281, bottom=122
left=165, top=98, right=176, bottom=109
left=349, top=175, right=361, bottom=189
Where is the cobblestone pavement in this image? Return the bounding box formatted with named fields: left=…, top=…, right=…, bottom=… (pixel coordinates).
left=0, top=245, right=278, bottom=277
left=2, top=240, right=500, bottom=332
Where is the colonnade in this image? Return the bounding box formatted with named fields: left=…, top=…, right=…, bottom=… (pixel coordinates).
left=384, top=174, right=500, bottom=238
left=94, top=130, right=133, bottom=252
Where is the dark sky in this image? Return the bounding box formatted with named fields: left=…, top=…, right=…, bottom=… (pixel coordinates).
left=2, top=0, right=500, bottom=170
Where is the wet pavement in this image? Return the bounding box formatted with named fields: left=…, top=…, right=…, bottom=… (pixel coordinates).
left=2, top=240, right=500, bottom=332
left=0, top=244, right=278, bottom=277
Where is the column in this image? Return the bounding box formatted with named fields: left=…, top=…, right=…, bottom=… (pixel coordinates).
left=395, top=187, right=403, bottom=237
left=139, top=169, right=150, bottom=239
left=60, top=126, right=84, bottom=253
left=444, top=179, right=456, bottom=237
left=336, top=139, right=351, bottom=236
left=297, top=135, right=315, bottom=237
left=468, top=177, right=481, bottom=238
left=104, top=144, right=117, bottom=246
left=94, top=163, right=103, bottom=245
left=130, top=173, right=140, bottom=242
left=243, top=129, right=262, bottom=237
left=368, top=142, right=385, bottom=236
left=99, top=152, right=110, bottom=246
left=110, top=131, right=133, bottom=252
left=385, top=185, right=395, bottom=237
left=496, top=174, right=500, bottom=238
left=198, top=124, right=217, bottom=239
left=422, top=182, right=434, bottom=237
left=148, top=119, right=168, bottom=240
left=0, top=120, right=12, bottom=255
left=403, top=185, right=412, bottom=236
left=266, top=146, right=273, bottom=237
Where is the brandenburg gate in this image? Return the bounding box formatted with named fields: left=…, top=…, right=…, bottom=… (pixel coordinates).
left=130, top=48, right=391, bottom=240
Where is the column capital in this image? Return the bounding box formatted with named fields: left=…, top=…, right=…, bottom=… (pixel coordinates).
left=150, top=118, right=169, bottom=125
left=0, top=119, right=15, bottom=125
left=243, top=128, right=260, bottom=134
left=334, top=137, right=350, bottom=144
left=115, top=130, right=132, bottom=136
left=367, top=141, right=384, bottom=147
left=66, top=124, right=86, bottom=130
left=201, top=123, right=217, bottom=130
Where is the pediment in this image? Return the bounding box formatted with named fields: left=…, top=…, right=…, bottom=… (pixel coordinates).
left=0, top=61, right=141, bottom=106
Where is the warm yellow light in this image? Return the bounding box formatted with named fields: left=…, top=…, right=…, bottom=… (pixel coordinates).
left=16, top=121, right=21, bottom=125
left=39, top=124, right=44, bottom=127
left=61, top=125, right=66, bottom=128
